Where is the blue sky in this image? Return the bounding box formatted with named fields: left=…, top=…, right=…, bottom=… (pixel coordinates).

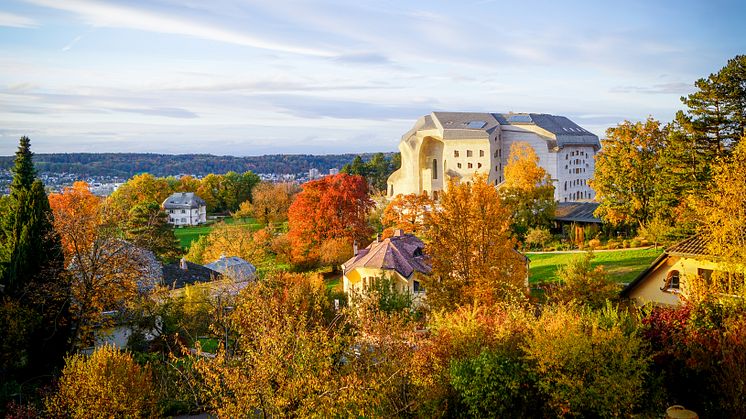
left=0, top=0, right=743, bottom=155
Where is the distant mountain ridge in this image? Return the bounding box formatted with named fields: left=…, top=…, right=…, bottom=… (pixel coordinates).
left=0, top=152, right=393, bottom=177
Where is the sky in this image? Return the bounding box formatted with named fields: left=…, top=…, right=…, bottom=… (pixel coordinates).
left=0, top=0, right=744, bottom=156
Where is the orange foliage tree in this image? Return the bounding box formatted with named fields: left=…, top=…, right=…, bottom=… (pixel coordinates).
left=48, top=181, right=102, bottom=262
left=381, top=193, right=432, bottom=237
left=287, top=174, right=374, bottom=266
left=424, top=174, right=527, bottom=310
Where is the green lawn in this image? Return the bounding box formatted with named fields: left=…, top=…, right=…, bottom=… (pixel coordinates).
left=527, top=247, right=663, bottom=284
left=173, top=217, right=263, bottom=249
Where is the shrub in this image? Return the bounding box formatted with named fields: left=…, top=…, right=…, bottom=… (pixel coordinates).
left=524, top=305, right=649, bottom=417
left=607, top=241, right=620, bottom=250
left=525, top=227, right=552, bottom=250
left=450, top=350, right=539, bottom=417
left=588, top=238, right=601, bottom=249
left=46, top=345, right=157, bottom=418
left=630, top=239, right=642, bottom=248
left=549, top=252, right=619, bottom=309
left=623, top=240, right=630, bottom=248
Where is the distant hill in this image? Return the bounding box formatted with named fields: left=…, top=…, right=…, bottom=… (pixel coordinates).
left=0, top=152, right=394, bottom=177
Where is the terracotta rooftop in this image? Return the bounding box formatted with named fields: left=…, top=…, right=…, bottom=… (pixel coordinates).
left=665, top=235, right=711, bottom=257
left=343, top=230, right=431, bottom=278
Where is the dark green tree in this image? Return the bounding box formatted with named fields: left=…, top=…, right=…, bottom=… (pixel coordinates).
left=9, top=136, right=36, bottom=192
left=125, top=201, right=182, bottom=262
left=681, top=55, right=746, bottom=156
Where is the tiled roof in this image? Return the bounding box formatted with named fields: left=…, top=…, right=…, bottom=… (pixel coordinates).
left=554, top=202, right=601, bottom=223
left=343, top=231, right=431, bottom=278
left=163, top=260, right=221, bottom=289
left=204, top=256, right=257, bottom=281
left=162, top=192, right=206, bottom=209
left=666, top=235, right=711, bottom=257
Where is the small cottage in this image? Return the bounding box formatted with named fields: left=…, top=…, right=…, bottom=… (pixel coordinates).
left=162, top=192, right=207, bottom=226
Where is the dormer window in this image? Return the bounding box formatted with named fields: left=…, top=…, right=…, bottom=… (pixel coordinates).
left=413, top=247, right=423, bottom=257
left=662, top=270, right=680, bottom=291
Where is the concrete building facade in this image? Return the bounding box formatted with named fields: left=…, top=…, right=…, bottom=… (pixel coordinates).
left=387, top=112, right=601, bottom=202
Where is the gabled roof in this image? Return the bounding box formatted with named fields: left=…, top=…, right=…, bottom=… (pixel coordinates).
left=554, top=202, right=601, bottom=224
left=162, top=192, right=206, bottom=209
left=163, top=260, right=222, bottom=289
left=665, top=235, right=711, bottom=258
left=343, top=231, right=431, bottom=278
left=204, top=256, right=257, bottom=281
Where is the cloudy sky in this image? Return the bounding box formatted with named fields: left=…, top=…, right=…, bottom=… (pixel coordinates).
left=0, top=0, right=743, bottom=155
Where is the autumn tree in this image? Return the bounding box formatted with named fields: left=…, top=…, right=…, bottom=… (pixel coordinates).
left=591, top=118, right=668, bottom=228
left=107, top=173, right=172, bottom=217
left=196, top=171, right=260, bottom=213
left=547, top=252, right=618, bottom=309
left=125, top=200, right=182, bottom=261
left=319, top=237, right=353, bottom=273
left=184, top=222, right=265, bottom=266
left=424, top=174, right=527, bottom=310
left=499, top=142, right=556, bottom=238
left=287, top=174, right=374, bottom=266
left=50, top=183, right=160, bottom=348
left=46, top=345, right=157, bottom=418
left=382, top=193, right=433, bottom=237
left=697, top=136, right=746, bottom=266
left=234, top=181, right=298, bottom=224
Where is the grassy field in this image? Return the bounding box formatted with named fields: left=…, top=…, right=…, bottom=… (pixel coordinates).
left=173, top=217, right=263, bottom=249
left=527, top=247, right=663, bottom=284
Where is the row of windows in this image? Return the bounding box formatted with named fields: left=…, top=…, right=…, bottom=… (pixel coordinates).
left=567, top=150, right=590, bottom=159
left=563, top=191, right=592, bottom=201
left=454, top=149, right=485, bottom=158
left=564, top=179, right=588, bottom=190
left=456, top=162, right=483, bottom=169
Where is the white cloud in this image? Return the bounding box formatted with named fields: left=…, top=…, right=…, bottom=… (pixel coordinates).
left=24, top=0, right=336, bottom=57
left=0, top=11, right=38, bottom=28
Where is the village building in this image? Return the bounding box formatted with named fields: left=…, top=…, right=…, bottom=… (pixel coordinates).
left=342, top=230, right=431, bottom=304
left=162, top=258, right=222, bottom=290
left=204, top=255, right=258, bottom=282
left=387, top=111, right=600, bottom=202
left=621, top=236, right=746, bottom=306
left=162, top=192, right=207, bottom=226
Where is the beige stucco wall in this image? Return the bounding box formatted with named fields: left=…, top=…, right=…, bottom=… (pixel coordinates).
left=628, top=256, right=726, bottom=306
left=343, top=267, right=426, bottom=304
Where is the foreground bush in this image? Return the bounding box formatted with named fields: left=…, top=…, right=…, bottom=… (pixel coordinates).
left=524, top=304, right=649, bottom=417
left=46, top=345, right=156, bottom=418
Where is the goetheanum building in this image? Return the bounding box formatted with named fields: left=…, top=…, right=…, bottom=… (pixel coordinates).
left=387, top=112, right=601, bottom=202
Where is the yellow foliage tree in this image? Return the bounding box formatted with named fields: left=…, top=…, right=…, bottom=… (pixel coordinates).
left=46, top=345, right=157, bottom=418
left=185, top=223, right=265, bottom=267
left=236, top=181, right=298, bottom=224
left=381, top=193, right=433, bottom=237
left=424, top=173, right=527, bottom=310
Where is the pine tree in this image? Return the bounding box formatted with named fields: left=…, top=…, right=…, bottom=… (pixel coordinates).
left=125, top=201, right=182, bottom=262
left=10, top=136, right=36, bottom=193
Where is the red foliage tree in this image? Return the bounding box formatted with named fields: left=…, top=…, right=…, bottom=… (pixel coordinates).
left=287, top=174, right=374, bottom=266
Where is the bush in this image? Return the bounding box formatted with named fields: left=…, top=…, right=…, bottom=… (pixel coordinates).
left=623, top=240, right=630, bottom=248
left=607, top=241, right=620, bottom=250
left=549, top=252, right=619, bottom=309
left=450, top=350, right=539, bottom=417
left=524, top=305, right=649, bottom=417
left=630, top=239, right=642, bottom=248
left=46, top=345, right=157, bottom=418
left=588, top=238, right=601, bottom=249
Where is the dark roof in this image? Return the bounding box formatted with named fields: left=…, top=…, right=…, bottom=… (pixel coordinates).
left=666, top=235, right=711, bottom=257
left=620, top=252, right=668, bottom=297
left=163, top=260, right=222, bottom=289
left=493, top=113, right=601, bottom=149
left=204, top=256, right=257, bottom=281
left=162, top=192, right=206, bottom=209
left=343, top=231, right=431, bottom=278
left=554, top=202, right=601, bottom=223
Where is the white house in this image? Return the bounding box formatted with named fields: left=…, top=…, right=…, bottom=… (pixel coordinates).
left=162, top=192, right=207, bottom=226
left=387, top=112, right=601, bottom=202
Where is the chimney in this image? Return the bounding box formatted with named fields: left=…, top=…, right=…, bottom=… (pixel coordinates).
left=353, top=241, right=359, bottom=256
left=180, top=258, right=187, bottom=270
left=394, top=229, right=404, bottom=237
left=375, top=234, right=381, bottom=243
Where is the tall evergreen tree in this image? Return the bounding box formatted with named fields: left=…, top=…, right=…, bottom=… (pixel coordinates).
left=681, top=55, right=746, bottom=156
left=10, top=136, right=36, bottom=192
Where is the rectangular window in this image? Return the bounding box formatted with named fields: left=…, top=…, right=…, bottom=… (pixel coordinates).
left=457, top=163, right=462, bottom=169
left=479, top=150, right=484, bottom=157
left=467, top=150, right=473, bottom=157
left=454, top=150, right=459, bottom=157
left=432, top=159, right=438, bottom=180
left=468, top=162, right=473, bottom=169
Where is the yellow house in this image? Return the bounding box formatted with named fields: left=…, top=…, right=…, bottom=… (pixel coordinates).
left=621, top=236, right=745, bottom=306
left=342, top=230, right=430, bottom=304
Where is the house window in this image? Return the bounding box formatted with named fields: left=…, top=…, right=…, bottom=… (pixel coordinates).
left=458, top=163, right=462, bottom=169
left=454, top=150, right=459, bottom=157
left=432, top=190, right=439, bottom=201
left=413, top=280, right=423, bottom=293
left=663, top=270, right=680, bottom=290
left=390, top=185, right=394, bottom=195
left=181, top=209, right=186, bottom=214
left=477, top=163, right=482, bottom=168
left=432, top=159, right=438, bottom=179
left=495, top=165, right=499, bottom=172
left=467, top=150, right=473, bottom=157
left=479, top=150, right=484, bottom=157
left=468, top=163, right=473, bottom=169
left=494, top=150, right=498, bottom=158
left=181, top=218, right=186, bottom=223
